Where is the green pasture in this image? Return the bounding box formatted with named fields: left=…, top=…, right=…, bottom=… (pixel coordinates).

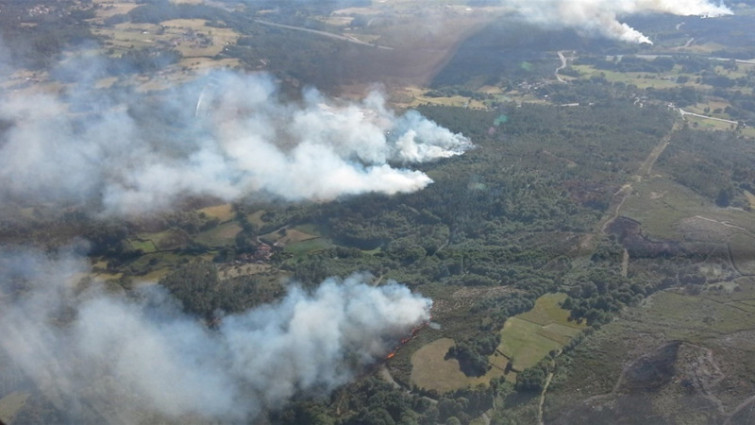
left=194, top=221, right=242, bottom=247
left=127, top=238, right=158, bottom=253
left=410, top=293, right=583, bottom=393
left=570, top=65, right=692, bottom=89
left=498, top=293, right=584, bottom=371
left=284, top=237, right=334, bottom=256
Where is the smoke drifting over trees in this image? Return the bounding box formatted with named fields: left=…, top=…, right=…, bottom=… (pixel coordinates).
left=501, top=0, right=732, bottom=44
left=0, top=62, right=471, bottom=216
left=0, top=247, right=432, bottom=423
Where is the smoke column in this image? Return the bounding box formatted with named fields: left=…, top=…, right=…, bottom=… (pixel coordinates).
left=499, top=0, right=732, bottom=44
left=0, top=65, right=471, bottom=216
left=0, top=247, right=432, bottom=423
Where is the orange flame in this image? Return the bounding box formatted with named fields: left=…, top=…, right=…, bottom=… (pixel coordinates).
left=383, top=321, right=431, bottom=361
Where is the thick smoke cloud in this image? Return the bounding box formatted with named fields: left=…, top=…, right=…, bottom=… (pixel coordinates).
left=500, top=0, right=732, bottom=44
left=0, top=247, right=432, bottom=423
left=0, top=64, right=471, bottom=216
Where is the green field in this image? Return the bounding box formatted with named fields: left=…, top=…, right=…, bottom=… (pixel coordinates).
left=127, top=238, right=158, bottom=253
left=499, top=293, right=584, bottom=371
left=194, top=221, right=242, bottom=247
left=410, top=293, right=584, bottom=393
left=284, top=237, right=334, bottom=256
left=570, top=64, right=692, bottom=90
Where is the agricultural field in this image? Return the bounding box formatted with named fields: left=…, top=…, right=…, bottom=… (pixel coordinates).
left=197, top=203, right=235, bottom=223
left=193, top=221, right=242, bottom=247
left=569, top=64, right=686, bottom=89
left=410, top=293, right=584, bottom=393
left=498, top=293, right=584, bottom=371
left=410, top=338, right=505, bottom=393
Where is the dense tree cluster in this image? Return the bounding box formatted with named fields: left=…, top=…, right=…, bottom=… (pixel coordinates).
left=658, top=127, right=755, bottom=208
left=446, top=333, right=501, bottom=377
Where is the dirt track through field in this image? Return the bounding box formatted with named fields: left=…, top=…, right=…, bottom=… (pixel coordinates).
left=557, top=122, right=680, bottom=421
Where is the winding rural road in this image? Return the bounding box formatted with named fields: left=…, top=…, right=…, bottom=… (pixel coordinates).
left=555, top=50, right=569, bottom=83
left=537, top=371, right=555, bottom=425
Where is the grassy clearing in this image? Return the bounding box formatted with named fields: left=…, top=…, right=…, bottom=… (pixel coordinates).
left=518, top=293, right=573, bottom=326
left=570, top=65, right=691, bottom=90
left=260, top=227, right=318, bottom=246
left=410, top=338, right=505, bottom=393
left=683, top=114, right=738, bottom=132
left=160, top=19, right=239, bottom=58
left=198, top=203, right=235, bottom=222
left=194, top=221, right=241, bottom=247
left=247, top=210, right=267, bottom=227
left=219, top=263, right=272, bottom=279
left=499, top=293, right=585, bottom=371
left=136, top=229, right=188, bottom=250
left=91, top=0, right=139, bottom=22
left=621, top=175, right=717, bottom=240
left=93, top=22, right=163, bottom=51
left=284, top=238, right=334, bottom=256
left=499, top=318, right=563, bottom=371
left=177, top=57, right=241, bottom=73
left=0, top=391, right=30, bottom=425
left=621, top=174, right=755, bottom=242
left=410, top=293, right=582, bottom=393
left=128, top=238, right=158, bottom=253
left=396, top=86, right=487, bottom=110
left=93, top=16, right=240, bottom=56
left=293, top=223, right=321, bottom=235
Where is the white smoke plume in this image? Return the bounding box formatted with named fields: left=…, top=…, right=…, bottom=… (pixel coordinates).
left=0, top=65, right=471, bottom=216
left=0, top=247, right=432, bottom=423
left=500, top=0, right=733, bottom=44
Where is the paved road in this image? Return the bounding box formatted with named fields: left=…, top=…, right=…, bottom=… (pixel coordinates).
left=679, top=108, right=738, bottom=125
left=255, top=19, right=394, bottom=50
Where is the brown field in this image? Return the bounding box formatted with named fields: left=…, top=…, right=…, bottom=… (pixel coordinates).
left=160, top=19, right=240, bottom=58
left=395, top=86, right=488, bottom=109
left=92, top=0, right=139, bottom=22
left=261, top=227, right=319, bottom=247
left=198, top=203, right=235, bottom=222
left=410, top=338, right=506, bottom=393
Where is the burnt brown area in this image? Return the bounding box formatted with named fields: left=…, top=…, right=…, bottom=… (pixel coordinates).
left=551, top=341, right=727, bottom=425
left=608, top=216, right=684, bottom=258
